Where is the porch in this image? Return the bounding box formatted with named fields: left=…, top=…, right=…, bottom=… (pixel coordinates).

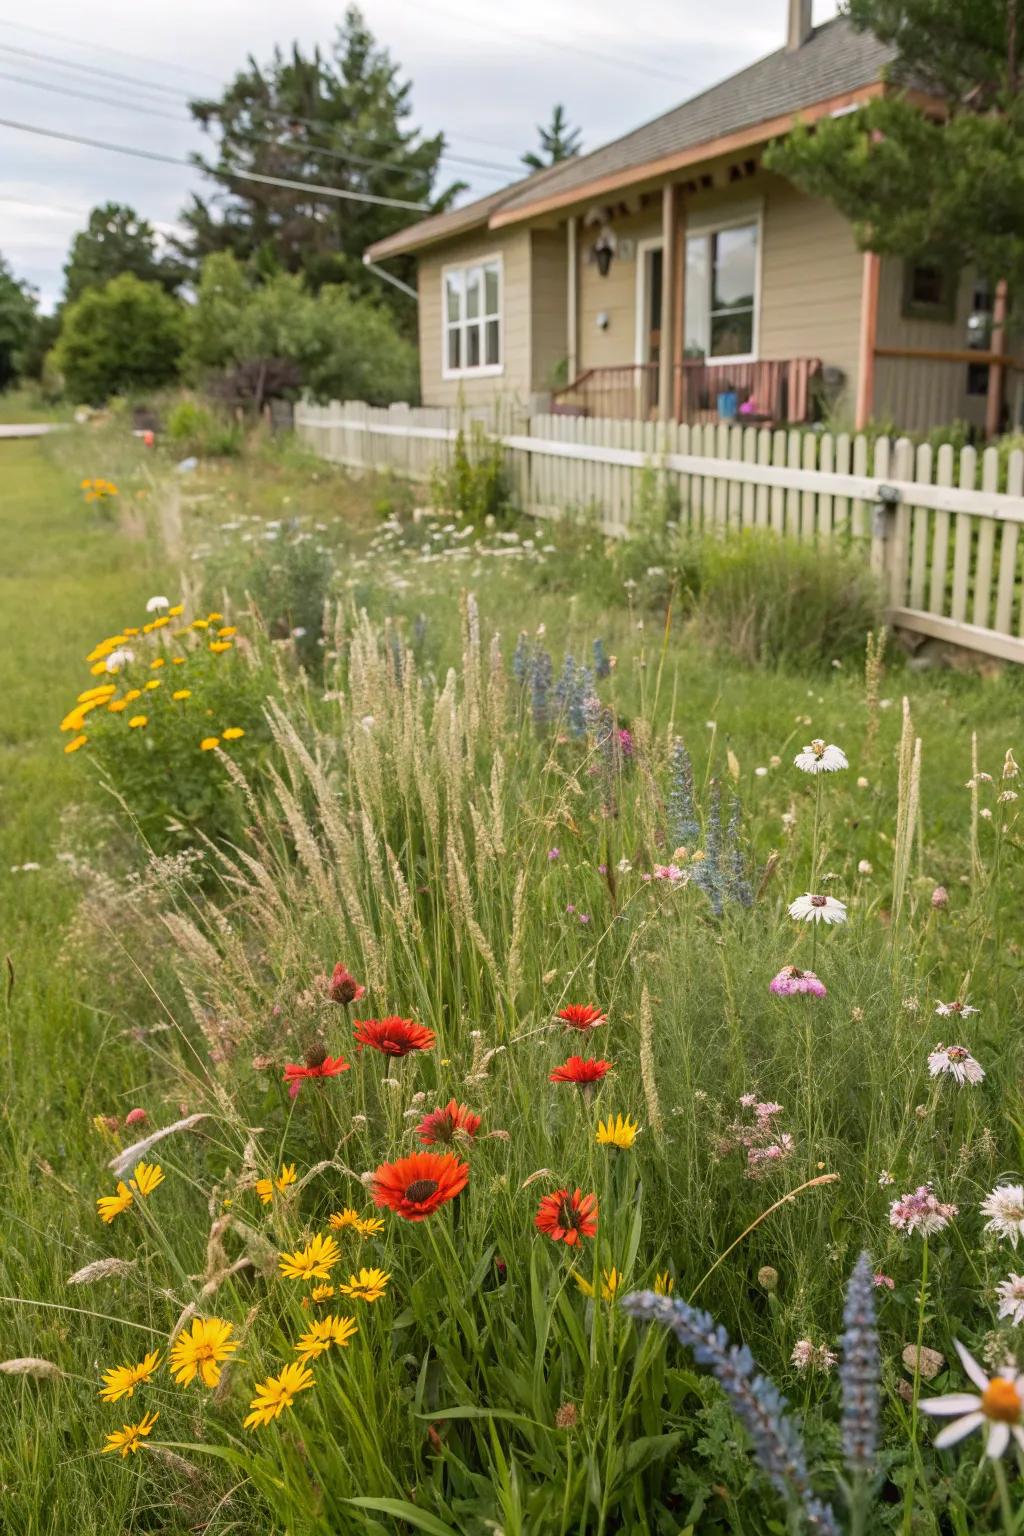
left=550, top=357, right=823, bottom=426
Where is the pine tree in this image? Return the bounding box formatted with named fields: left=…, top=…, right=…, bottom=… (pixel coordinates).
left=63, top=204, right=186, bottom=304
left=180, top=6, right=463, bottom=328
left=766, top=1, right=1024, bottom=293
left=522, top=104, right=582, bottom=171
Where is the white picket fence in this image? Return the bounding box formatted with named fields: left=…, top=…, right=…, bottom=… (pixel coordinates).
left=295, top=399, right=1024, bottom=665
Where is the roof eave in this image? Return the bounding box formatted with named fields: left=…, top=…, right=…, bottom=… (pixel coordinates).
left=489, top=80, right=886, bottom=229
left=364, top=213, right=492, bottom=262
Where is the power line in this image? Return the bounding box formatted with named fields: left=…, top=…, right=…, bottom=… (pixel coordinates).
left=0, top=15, right=223, bottom=86
left=0, top=66, right=514, bottom=182
left=0, top=36, right=521, bottom=175
left=0, top=116, right=432, bottom=210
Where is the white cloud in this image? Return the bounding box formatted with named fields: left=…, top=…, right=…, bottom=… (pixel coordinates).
left=0, top=0, right=840, bottom=310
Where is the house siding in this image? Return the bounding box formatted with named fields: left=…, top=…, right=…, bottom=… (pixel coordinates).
left=873, top=256, right=990, bottom=434
left=530, top=228, right=569, bottom=391
left=417, top=227, right=533, bottom=408
left=577, top=205, right=662, bottom=373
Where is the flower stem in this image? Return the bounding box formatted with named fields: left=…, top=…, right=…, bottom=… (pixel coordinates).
left=993, top=1459, right=1017, bottom=1536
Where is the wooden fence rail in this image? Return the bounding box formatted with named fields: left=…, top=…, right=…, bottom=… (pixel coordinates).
left=295, top=399, right=1024, bottom=665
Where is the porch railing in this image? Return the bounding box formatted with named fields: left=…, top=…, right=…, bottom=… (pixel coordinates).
left=552, top=357, right=822, bottom=425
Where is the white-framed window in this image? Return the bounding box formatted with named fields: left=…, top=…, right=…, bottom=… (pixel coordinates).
left=442, top=256, right=503, bottom=378
left=683, top=210, right=761, bottom=364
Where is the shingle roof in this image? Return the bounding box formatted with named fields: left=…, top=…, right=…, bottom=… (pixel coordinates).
left=365, top=15, right=896, bottom=259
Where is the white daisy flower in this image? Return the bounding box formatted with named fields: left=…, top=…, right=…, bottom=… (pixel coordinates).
left=857, top=859, right=873, bottom=874
left=793, top=739, right=848, bottom=774
left=787, top=893, right=847, bottom=926
left=104, top=647, right=134, bottom=673
left=928, top=1045, right=985, bottom=1086
left=935, top=1000, right=979, bottom=1018
left=982, top=1185, right=1024, bottom=1249
left=145, top=595, right=170, bottom=613
left=996, top=1275, right=1024, bottom=1327
left=921, top=1341, right=1024, bottom=1459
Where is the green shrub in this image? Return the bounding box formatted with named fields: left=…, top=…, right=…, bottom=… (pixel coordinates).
left=60, top=600, right=276, bottom=850
left=166, top=396, right=243, bottom=457
left=691, top=528, right=882, bottom=668
left=52, top=273, right=184, bottom=405
left=430, top=423, right=510, bottom=520
left=208, top=533, right=334, bottom=670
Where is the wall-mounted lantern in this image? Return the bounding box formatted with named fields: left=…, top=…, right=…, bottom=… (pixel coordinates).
left=592, top=230, right=616, bottom=278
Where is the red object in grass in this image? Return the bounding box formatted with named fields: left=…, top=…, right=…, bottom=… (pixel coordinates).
left=416, top=1099, right=481, bottom=1146
left=548, top=1055, right=613, bottom=1085
left=353, top=1016, right=436, bottom=1056
left=283, top=1049, right=351, bottom=1088
left=534, top=1187, right=598, bottom=1246
left=556, top=1004, right=606, bottom=1031
left=371, top=1150, right=469, bottom=1221
left=326, top=964, right=366, bottom=1004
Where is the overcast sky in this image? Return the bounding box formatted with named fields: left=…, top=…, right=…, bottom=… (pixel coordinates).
left=0, top=0, right=840, bottom=311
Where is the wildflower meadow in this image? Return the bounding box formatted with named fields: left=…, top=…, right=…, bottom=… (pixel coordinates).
left=3, top=423, right=1024, bottom=1535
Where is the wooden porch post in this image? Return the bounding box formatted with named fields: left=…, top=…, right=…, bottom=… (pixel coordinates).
left=566, top=215, right=579, bottom=385
left=985, top=278, right=1008, bottom=439
left=672, top=196, right=687, bottom=421
left=659, top=184, right=679, bottom=421
left=855, top=251, right=881, bottom=431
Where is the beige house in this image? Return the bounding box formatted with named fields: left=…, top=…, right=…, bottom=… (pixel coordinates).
left=365, top=2, right=1014, bottom=436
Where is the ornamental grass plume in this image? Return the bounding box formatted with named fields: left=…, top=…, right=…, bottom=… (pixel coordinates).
left=621, top=1290, right=839, bottom=1535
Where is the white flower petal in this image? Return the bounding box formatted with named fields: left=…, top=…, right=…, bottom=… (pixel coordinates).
left=986, top=1421, right=1011, bottom=1459
left=954, top=1340, right=990, bottom=1391
left=920, top=1393, right=983, bottom=1416
left=933, top=1411, right=985, bottom=1448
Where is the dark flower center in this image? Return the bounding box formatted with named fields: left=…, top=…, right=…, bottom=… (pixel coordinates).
left=331, top=977, right=359, bottom=1003
left=305, top=1045, right=329, bottom=1069
left=558, top=1201, right=578, bottom=1229
left=810, top=895, right=828, bottom=907
left=404, top=1179, right=439, bottom=1203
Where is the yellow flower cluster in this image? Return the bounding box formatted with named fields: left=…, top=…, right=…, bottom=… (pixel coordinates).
left=60, top=603, right=249, bottom=758
left=97, top=1161, right=164, bottom=1224
left=81, top=477, right=118, bottom=503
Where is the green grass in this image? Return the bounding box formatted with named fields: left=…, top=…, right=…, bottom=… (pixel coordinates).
left=3, top=430, right=1024, bottom=1534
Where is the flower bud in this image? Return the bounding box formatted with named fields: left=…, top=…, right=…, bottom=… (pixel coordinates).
left=757, top=1265, right=779, bottom=1293
left=124, top=1107, right=147, bottom=1127
left=931, top=885, right=949, bottom=910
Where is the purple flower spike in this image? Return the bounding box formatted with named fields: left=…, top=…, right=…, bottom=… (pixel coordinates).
left=770, top=965, right=827, bottom=998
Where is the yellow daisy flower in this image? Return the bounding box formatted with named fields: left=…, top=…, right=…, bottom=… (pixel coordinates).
left=574, top=1268, right=621, bottom=1302
left=89, top=661, right=109, bottom=676
left=102, top=1409, right=159, bottom=1457
left=64, top=734, right=88, bottom=755
left=244, top=1361, right=314, bottom=1430
left=338, top=1268, right=389, bottom=1303
left=217, top=626, right=238, bottom=638
left=129, top=1162, right=164, bottom=1198
left=150, top=659, right=165, bottom=669
left=97, top=1181, right=134, bottom=1224
left=328, top=1208, right=361, bottom=1231
left=256, top=1164, right=296, bottom=1205
left=191, top=619, right=209, bottom=631
left=293, top=1314, right=358, bottom=1364
left=279, top=1233, right=341, bottom=1281
left=595, top=1114, right=640, bottom=1149
left=168, top=1317, right=239, bottom=1389
left=200, top=737, right=220, bottom=751
left=654, top=1271, right=675, bottom=1295
left=143, top=679, right=161, bottom=692
left=128, top=715, right=147, bottom=729
left=222, top=727, right=245, bottom=740
left=123, top=627, right=140, bottom=637
left=77, top=685, right=115, bottom=703
left=354, top=1215, right=385, bottom=1238
left=307, top=1284, right=336, bottom=1305
left=150, top=616, right=169, bottom=630
left=171, top=655, right=186, bottom=664
left=209, top=641, right=233, bottom=654
left=108, top=700, right=128, bottom=714
left=99, top=1349, right=162, bottom=1403
left=207, top=612, right=223, bottom=622
left=172, top=689, right=191, bottom=701
left=168, top=604, right=184, bottom=617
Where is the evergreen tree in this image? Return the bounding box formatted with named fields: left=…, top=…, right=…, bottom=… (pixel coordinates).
left=765, top=1, right=1024, bottom=292
left=180, top=6, right=463, bottom=327
left=63, top=203, right=187, bottom=303
left=522, top=104, right=582, bottom=170
left=0, top=255, right=37, bottom=390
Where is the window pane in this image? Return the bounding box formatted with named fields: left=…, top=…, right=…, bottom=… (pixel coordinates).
left=466, top=269, right=481, bottom=320
left=447, top=327, right=461, bottom=370
left=466, top=322, right=481, bottom=367
left=911, top=264, right=945, bottom=306
left=709, top=307, right=753, bottom=358
left=485, top=318, right=500, bottom=366
left=684, top=235, right=709, bottom=357
left=484, top=263, right=500, bottom=317
left=445, top=273, right=462, bottom=324
left=711, top=224, right=757, bottom=312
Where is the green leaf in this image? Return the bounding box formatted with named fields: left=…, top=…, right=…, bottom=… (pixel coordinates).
left=344, top=1497, right=463, bottom=1535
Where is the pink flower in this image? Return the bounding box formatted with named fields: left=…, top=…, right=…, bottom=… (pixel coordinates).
left=873, top=1273, right=895, bottom=1290
left=653, top=864, right=687, bottom=883
left=889, top=1184, right=958, bottom=1237
left=124, top=1108, right=147, bottom=1127
left=770, top=965, right=826, bottom=998
left=931, top=885, right=949, bottom=910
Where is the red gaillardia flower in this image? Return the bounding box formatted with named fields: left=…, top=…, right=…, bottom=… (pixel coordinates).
left=557, top=1004, right=606, bottom=1031
left=353, top=1016, right=436, bottom=1056
left=416, top=1099, right=481, bottom=1146
left=535, top=1187, right=598, bottom=1246
left=326, top=964, right=366, bottom=1005
left=549, top=1056, right=613, bottom=1085
left=371, top=1151, right=469, bottom=1221
left=283, top=1048, right=351, bottom=1095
